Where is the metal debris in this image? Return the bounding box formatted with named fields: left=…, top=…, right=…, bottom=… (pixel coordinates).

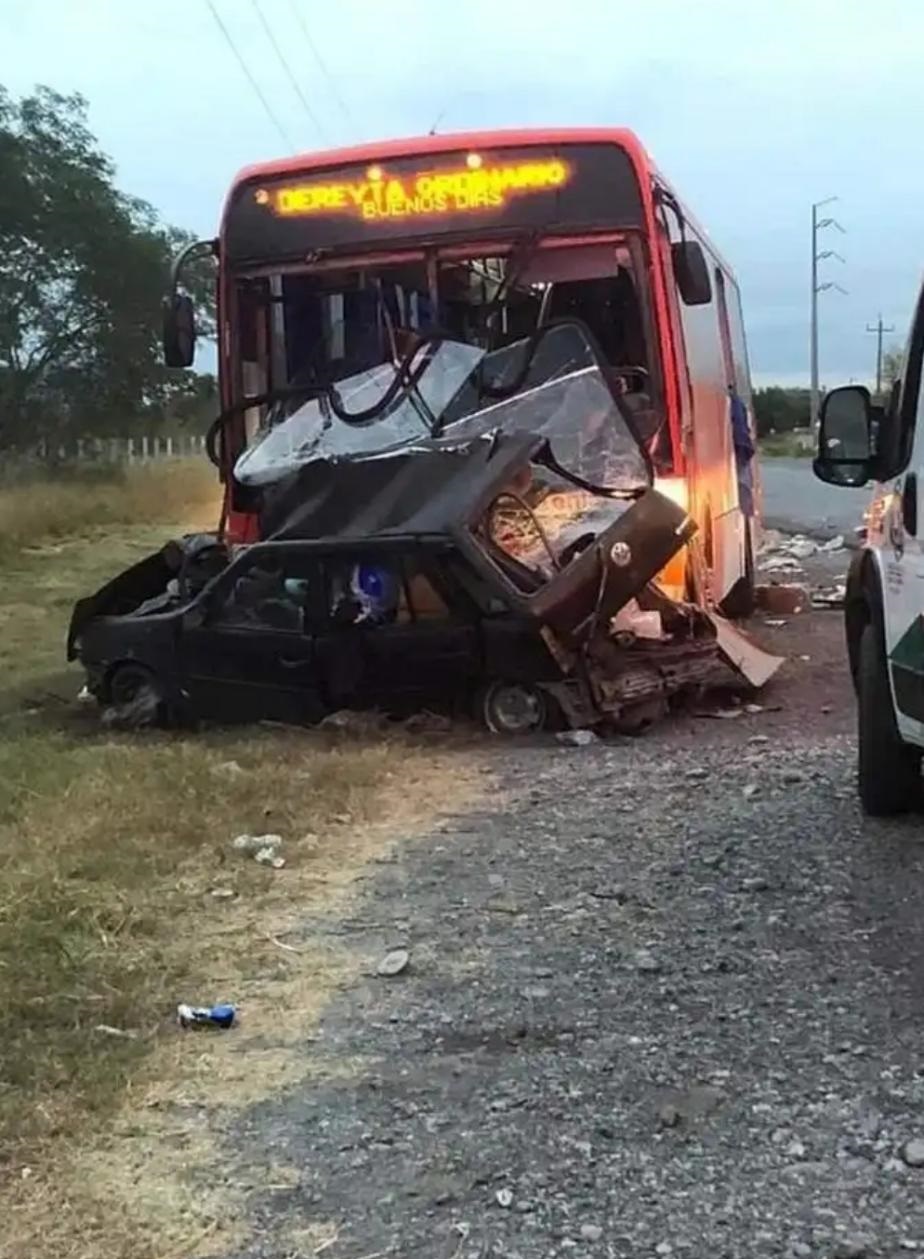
left=811, top=582, right=847, bottom=609
left=177, top=1002, right=236, bottom=1030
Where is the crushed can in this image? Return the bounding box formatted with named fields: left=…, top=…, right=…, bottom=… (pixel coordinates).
left=176, top=1002, right=236, bottom=1030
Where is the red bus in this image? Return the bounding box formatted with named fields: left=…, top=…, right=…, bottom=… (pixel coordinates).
left=165, top=127, right=758, bottom=615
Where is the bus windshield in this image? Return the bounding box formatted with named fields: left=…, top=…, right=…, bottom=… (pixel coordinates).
left=232, top=237, right=666, bottom=490
left=234, top=320, right=651, bottom=498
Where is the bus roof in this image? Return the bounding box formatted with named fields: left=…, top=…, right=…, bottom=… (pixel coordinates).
left=227, top=127, right=652, bottom=191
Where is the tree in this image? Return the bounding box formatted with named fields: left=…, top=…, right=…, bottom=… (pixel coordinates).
left=751, top=387, right=810, bottom=438
left=0, top=85, right=215, bottom=452
left=881, top=345, right=903, bottom=394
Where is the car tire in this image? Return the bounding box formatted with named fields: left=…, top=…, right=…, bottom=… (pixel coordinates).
left=719, top=524, right=756, bottom=619
left=107, top=662, right=165, bottom=727
left=478, top=682, right=549, bottom=735
left=857, top=620, right=921, bottom=815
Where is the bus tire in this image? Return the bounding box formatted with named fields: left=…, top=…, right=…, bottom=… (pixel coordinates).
left=857, top=620, right=921, bottom=815
left=719, top=524, right=756, bottom=619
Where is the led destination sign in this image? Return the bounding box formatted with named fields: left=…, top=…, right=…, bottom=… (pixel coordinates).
left=224, top=144, right=645, bottom=262
left=256, top=157, right=572, bottom=222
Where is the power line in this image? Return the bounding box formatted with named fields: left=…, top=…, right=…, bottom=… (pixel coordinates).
left=252, top=0, right=328, bottom=145
left=287, top=0, right=357, bottom=135
left=204, top=0, right=294, bottom=153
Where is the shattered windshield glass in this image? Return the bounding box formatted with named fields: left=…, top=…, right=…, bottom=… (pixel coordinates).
left=234, top=321, right=650, bottom=498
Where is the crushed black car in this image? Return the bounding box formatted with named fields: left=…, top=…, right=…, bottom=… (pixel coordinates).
left=68, top=320, right=778, bottom=733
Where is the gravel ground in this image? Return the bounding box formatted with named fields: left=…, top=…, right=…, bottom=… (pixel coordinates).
left=219, top=556, right=924, bottom=1259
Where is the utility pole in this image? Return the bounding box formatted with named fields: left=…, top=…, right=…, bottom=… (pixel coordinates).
left=865, top=314, right=895, bottom=397
left=810, top=197, right=846, bottom=430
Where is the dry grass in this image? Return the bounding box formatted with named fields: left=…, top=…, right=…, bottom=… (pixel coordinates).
left=0, top=473, right=483, bottom=1259
left=0, top=458, right=219, bottom=558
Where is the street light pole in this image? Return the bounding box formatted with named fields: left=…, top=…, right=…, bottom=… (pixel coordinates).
left=810, top=196, right=846, bottom=430
left=810, top=202, right=819, bottom=430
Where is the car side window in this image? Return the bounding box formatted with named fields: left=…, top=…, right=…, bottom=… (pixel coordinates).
left=211, top=558, right=314, bottom=633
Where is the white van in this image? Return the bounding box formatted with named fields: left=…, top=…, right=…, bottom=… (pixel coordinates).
left=814, top=286, right=924, bottom=814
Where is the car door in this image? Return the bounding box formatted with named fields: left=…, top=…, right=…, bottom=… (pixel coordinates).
left=357, top=621, right=481, bottom=714
left=180, top=551, right=325, bottom=725
left=879, top=302, right=924, bottom=745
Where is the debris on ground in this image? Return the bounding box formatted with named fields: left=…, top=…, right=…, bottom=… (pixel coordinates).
left=93, top=1024, right=138, bottom=1040
left=403, top=710, right=454, bottom=734
left=820, top=534, right=846, bottom=553
left=376, top=948, right=410, bottom=977
left=764, top=618, right=787, bottom=628
left=495, top=1188, right=514, bottom=1209
left=900, top=1138, right=924, bottom=1168
left=254, top=846, right=286, bottom=869
left=211, top=759, right=246, bottom=779
left=756, top=584, right=808, bottom=615
left=176, top=1002, right=236, bottom=1030
left=811, top=582, right=847, bottom=609
left=319, top=709, right=389, bottom=735
left=232, top=832, right=283, bottom=855
left=557, top=729, right=599, bottom=747
left=759, top=532, right=820, bottom=570
left=209, top=887, right=237, bottom=900
left=232, top=832, right=286, bottom=868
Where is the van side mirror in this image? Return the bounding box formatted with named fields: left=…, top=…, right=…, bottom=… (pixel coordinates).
left=813, top=385, right=873, bottom=487
left=672, top=241, right=712, bottom=306
left=163, top=293, right=196, bottom=368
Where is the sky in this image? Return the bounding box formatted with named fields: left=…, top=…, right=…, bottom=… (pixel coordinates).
left=4, top=0, right=924, bottom=387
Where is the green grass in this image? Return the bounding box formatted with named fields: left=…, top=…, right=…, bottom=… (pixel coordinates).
left=759, top=430, right=814, bottom=458
left=0, top=458, right=219, bottom=559
left=0, top=463, right=472, bottom=1257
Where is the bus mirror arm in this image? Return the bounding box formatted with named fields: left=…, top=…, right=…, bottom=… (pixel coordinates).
left=163, top=239, right=217, bottom=370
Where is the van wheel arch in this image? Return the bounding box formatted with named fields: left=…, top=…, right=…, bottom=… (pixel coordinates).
left=845, top=553, right=880, bottom=692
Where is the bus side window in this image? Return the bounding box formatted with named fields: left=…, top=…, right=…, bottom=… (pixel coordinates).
left=714, top=269, right=736, bottom=390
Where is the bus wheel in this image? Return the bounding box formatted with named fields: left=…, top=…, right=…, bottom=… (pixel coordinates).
left=858, top=621, right=921, bottom=815
left=719, top=525, right=756, bottom=619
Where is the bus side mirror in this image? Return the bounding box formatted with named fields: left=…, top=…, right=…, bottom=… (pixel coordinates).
left=163, top=293, right=197, bottom=368
left=813, top=385, right=873, bottom=488
left=672, top=241, right=712, bottom=306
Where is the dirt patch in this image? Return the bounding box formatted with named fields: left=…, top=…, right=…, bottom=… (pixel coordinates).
left=0, top=730, right=484, bottom=1259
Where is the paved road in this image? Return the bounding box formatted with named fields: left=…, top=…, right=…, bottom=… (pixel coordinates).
left=761, top=457, right=870, bottom=539
left=225, top=610, right=924, bottom=1259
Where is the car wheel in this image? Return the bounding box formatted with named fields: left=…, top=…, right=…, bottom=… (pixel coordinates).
left=858, top=621, right=921, bottom=815
left=479, top=682, right=549, bottom=735
left=107, top=662, right=164, bottom=727
left=719, top=523, right=756, bottom=619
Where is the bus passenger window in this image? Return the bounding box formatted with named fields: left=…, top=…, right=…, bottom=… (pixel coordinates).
left=714, top=269, right=736, bottom=389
